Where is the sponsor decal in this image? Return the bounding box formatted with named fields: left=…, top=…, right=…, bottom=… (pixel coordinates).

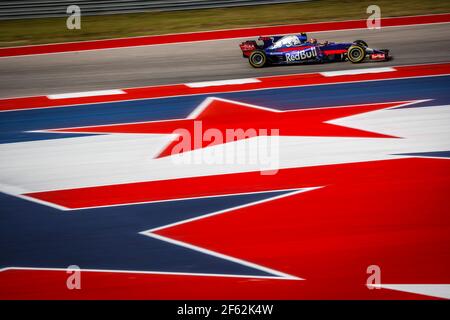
left=371, top=53, right=386, bottom=60
left=285, top=47, right=318, bottom=62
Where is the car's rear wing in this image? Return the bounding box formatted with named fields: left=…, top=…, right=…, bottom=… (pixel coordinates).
left=239, top=40, right=259, bottom=57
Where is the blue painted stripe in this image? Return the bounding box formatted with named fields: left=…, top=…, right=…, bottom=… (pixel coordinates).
left=0, top=190, right=293, bottom=276
left=395, top=150, right=450, bottom=159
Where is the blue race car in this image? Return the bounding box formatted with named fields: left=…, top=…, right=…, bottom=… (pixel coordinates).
left=239, top=33, right=390, bottom=68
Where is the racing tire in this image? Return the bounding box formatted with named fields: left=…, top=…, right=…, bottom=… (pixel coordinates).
left=347, top=45, right=366, bottom=63
left=249, top=50, right=267, bottom=68
left=353, top=39, right=368, bottom=47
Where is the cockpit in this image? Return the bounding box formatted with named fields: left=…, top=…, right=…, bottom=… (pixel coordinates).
left=272, top=35, right=302, bottom=49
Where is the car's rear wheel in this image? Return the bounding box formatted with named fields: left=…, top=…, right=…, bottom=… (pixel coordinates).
left=347, top=45, right=366, bottom=63
left=249, top=50, right=267, bottom=68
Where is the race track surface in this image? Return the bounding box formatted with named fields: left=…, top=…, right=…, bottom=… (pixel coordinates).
left=0, top=23, right=449, bottom=98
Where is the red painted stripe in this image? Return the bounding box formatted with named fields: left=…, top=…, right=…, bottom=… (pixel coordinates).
left=0, top=14, right=449, bottom=58
left=0, top=266, right=434, bottom=299
left=322, top=49, right=348, bottom=55
left=26, top=170, right=304, bottom=209
left=0, top=62, right=449, bottom=112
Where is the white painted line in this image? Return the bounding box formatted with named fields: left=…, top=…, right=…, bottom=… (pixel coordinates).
left=0, top=189, right=314, bottom=280
left=141, top=188, right=316, bottom=280
left=185, top=78, right=261, bottom=88
left=33, top=187, right=307, bottom=211
left=0, top=183, right=69, bottom=211
left=0, top=266, right=292, bottom=281
left=145, top=232, right=301, bottom=280
left=47, top=89, right=126, bottom=100
left=145, top=188, right=319, bottom=233
left=187, top=96, right=282, bottom=119
left=321, top=67, right=397, bottom=77
left=368, top=284, right=450, bottom=299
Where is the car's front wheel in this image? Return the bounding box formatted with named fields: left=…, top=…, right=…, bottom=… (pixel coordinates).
left=347, top=45, right=366, bottom=63
left=249, top=50, right=267, bottom=68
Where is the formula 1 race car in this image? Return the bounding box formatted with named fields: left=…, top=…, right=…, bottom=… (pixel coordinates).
left=239, top=33, right=390, bottom=68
